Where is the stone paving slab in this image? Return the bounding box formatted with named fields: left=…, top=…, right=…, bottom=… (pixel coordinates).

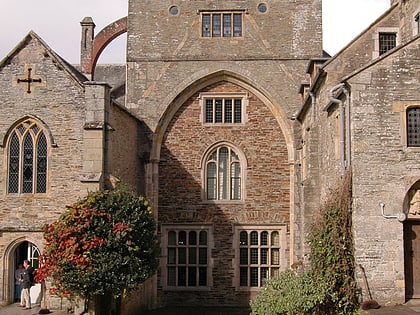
left=0, top=304, right=67, bottom=315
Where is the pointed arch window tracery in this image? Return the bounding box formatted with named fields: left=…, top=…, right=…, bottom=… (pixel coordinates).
left=7, top=119, right=48, bottom=194
left=204, top=144, right=245, bottom=201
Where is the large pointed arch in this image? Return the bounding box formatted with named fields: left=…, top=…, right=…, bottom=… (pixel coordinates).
left=151, top=69, right=294, bottom=163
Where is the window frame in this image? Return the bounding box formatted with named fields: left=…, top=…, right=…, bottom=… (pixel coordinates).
left=200, top=10, right=244, bottom=38
left=199, top=92, right=248, bottom=126
left=201, top=142, right=247, bottom=203
left=373, top=27, right=399, bottom=59
left=160, top=224, right=214, bottom=291
left=233, top=225, right=288, bottom=291
left=6, top=118, right=49, bottom=195
left=406, top=106, right=420, bottom=148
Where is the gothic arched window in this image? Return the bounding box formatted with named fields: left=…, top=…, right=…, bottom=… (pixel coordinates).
left=204, top=145, right=244, bottom=201
left=7, top=119, right=48, bottom=194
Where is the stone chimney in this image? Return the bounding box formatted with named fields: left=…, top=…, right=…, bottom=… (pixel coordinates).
left=80, top=17, right=95, bottom=78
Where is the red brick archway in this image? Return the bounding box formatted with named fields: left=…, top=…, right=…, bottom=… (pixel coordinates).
left=82, top=16, right=127, bottom=78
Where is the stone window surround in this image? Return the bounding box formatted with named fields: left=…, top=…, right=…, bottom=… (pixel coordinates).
left=4, top=118, right=50, bottom=195
left=160, top=224, right=214, bottom=291
left=199, top=10, right=245, bottom=38
left=232, top=224, right=288, bottom=291
left=372, top=27, right=399, bottom=59
left=200, top=141, right=248, bottom=203
left=393, top=101, right=420, bottom=149
left=198, top=92, right=249, bottom=126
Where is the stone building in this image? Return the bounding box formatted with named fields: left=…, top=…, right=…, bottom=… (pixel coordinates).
left=0, top=0, right=418, bottom=313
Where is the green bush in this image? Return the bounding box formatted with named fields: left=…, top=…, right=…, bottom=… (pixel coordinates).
left=250, top=270, right=329, bottom=315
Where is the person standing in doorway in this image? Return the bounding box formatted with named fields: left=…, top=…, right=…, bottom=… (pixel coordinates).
left=18, top=260, right=33, bottom=310
left=14, top=263, right=24, bottom=303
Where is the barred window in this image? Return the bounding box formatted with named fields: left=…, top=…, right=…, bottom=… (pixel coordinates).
left=379, top=32, right=396, bottom=55
left=407, top=107, right=420, bottom=147
left=202, top=12, right=243, bottom=38
left=236, top=227, right=286, bottom=288
left=206, top=146, right=242, bottom=201
left=7, top=119, right=48, bottom=194
left=164, top=226, right=212, bottom=289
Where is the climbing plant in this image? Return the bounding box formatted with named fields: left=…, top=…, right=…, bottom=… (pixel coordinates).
left=251, top=171, right=358, bottom=314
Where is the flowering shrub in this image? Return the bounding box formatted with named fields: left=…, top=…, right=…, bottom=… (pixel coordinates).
left=36, top=188, right=159, bottom=301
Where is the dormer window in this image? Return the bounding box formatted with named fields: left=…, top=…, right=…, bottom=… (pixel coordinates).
left=201, top=11, right=243, bottom=38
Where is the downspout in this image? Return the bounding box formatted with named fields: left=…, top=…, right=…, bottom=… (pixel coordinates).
left=329, top=83, right=345, bottom=176
left=343, top=86, right=351, bottom=169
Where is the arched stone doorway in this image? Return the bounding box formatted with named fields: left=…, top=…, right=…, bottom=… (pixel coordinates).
left=3, top=239, right=42, bottom=305
left=404, top=181, right=420, bottom=299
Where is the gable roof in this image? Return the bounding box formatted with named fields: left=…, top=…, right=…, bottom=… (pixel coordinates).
left=0, top=30, right=88, bottom=90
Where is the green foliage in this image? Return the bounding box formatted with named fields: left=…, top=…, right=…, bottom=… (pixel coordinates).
left=308, top=172, right=358, bottom=314
left=250, top=172, right=358, bottom=315
left=250, top=270, right=329, bottom=315
left=37, top=187, right=159, bottom=300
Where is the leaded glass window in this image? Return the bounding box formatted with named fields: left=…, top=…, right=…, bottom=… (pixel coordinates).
left=166, top=228, right=210, bottom=288
left=238, top=229, right=283, bottom=288
left=206, top=146, right=241, bottom=201
left=7, top=119, right=48, bottom=194
left=201, top=12, right=243, bottom=38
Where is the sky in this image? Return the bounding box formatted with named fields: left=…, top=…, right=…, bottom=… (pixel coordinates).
left=0, top=0, right=390, bottom=64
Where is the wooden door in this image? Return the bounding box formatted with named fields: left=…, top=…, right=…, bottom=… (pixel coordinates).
left=404, top=222, right=420, bottom=298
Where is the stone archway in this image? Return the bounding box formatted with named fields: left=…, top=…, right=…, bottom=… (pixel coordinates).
left=404, top=180, right=420, bottom=299
left=2, top=237, right=42, bottom=305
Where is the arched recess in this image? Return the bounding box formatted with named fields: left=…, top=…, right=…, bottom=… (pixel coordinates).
left=403, top=179, right=420, bottom=299
left=90, top=16, right=127, bottom=79
left=151, top=69, right=294, bottom=163
left=2, top=237, right=43, bottom=305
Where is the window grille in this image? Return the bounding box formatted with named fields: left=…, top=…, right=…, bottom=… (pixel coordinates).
left=407, top=107, right=420, bottom=147
left=379, top=32, right=396, bottom=55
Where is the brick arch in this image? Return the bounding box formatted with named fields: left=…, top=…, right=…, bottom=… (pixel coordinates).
left=90, top=16, right=127, bottom=78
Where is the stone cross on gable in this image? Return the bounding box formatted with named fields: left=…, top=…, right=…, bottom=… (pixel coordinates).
left=15, top=65, right=44, bottom=94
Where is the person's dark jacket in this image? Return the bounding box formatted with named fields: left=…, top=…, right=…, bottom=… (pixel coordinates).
left=21, top=266, right=33, bottom=289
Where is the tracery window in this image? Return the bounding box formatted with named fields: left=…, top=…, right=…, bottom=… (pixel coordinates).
left=7, top=119, right=48, bottom=194
left=205, top=145, right=243, bottom=201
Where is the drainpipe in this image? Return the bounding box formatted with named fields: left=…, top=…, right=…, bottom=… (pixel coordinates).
left=343, top=86, right=351, bottom=169
left=309, top=92, right=316, bottom=125
left=329, top=83, right=345, bottom=176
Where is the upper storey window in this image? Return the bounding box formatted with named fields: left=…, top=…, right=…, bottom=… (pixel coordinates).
left=201, top=12, right=243, bottom=38
left=373, top=28, right=398, bottom=59
left=200, top=92, right=248, bottom=125
left=379, top=32, right=397, bottom=55
left=7, top=119, right=48, bottom=194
